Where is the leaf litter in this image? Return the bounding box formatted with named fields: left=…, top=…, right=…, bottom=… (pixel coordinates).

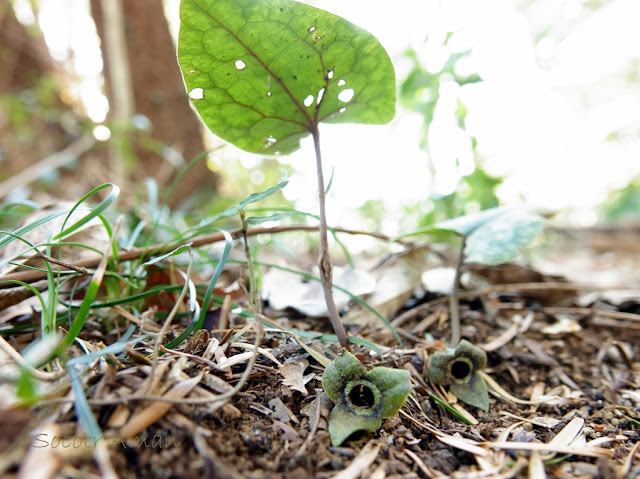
left=0, top=230, right=639, bottom=478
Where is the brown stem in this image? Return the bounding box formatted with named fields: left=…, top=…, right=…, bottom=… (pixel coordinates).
left=0, top=224, right=408, bottom=288
left=31, top=252, right=93, bottom=275
left=240, top=211, right=262, bottom=316
left=310, top=124, right=349, bottom=349
left=449, top=236, right=466, bottom=347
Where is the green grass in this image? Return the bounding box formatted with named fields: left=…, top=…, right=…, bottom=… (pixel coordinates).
left=0, top=177, right=406, bottom=447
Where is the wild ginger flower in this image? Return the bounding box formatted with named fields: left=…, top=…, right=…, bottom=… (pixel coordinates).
left=322, top=349, right=412, bottom=446
left=428, top=339, right=489, bottom=411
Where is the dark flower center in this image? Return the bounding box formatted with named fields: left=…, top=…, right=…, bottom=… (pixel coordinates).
left=349, top=383, right=375, bottom=408
left=450, top=357, right=473, bottom=383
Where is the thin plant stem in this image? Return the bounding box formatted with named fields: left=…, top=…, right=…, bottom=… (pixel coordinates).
left=449, top=236, right=466, bottom=348
left=238, top=210, right=265, bottom=388
left=240, top=211, right=262, bottom=316
left=31, top=252, right=93, bottom=275
left=310, top=124, right=349, bottom=349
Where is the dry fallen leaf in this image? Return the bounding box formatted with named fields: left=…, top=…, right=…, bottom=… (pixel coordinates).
left=279, top=357, right=314, bottom=395
left=120, top=372, right=203, bottom=439
left=273, top=419, right=300, bottom=442
left=345, top=245, right=430, bottom=328
left=18, top=422, right=63, bottom=479
left=541, top=315, right=582, bottom=335
left=262, top=266, right=376, bottom=317
left=329, top=439, right=382, bottom=479
left=268, top=397, right=298, bottom=424
left=422, top=267, right=457, bottom=295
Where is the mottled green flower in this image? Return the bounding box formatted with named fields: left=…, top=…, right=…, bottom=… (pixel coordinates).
left=322, top=349, right=412, bottom=446
left=428, top=339, right=489, bottom=411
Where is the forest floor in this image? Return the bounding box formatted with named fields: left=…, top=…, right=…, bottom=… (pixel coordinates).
left=1, top=226, right=639, bottom=478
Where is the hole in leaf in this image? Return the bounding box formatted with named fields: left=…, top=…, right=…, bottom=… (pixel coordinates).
left=92, top=125, right=111, bottom=141
left=337, top=89, right=354, bottom=103
left=235, top=60, right=246, bottom=70
left=315, top=35, right=322, bottom=40
left=188, top=88, right=204, bottom=100
left=266, top=135, right=277, bottom=145
left=450, top=359, right=472, bottom=382
left=327, top=70, right=334, bottom=79
left=348, top=383, right=375, bottom=408
left=339, top=107, right=346, bottom=113
left=266, top=91, right=272, bottom=97
left=337, top=79, right=346, bottom=86
left=308, top=26, right=316, bottom=33
left=304, top=94, right=314, bottom=107
left=317, top=87, right=325, bottom=104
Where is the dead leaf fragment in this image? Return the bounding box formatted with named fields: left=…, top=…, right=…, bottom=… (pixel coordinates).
left=18, top=423, right=63, bottom=479
left=268, top=397, right=299, bottom=424
left=346, top=245, right=430, bottom=328
left=541, top=315, right=582, bottom=335
left=279, top=357, right=314, bottom=395
left=273, top=419, right=300, bottom=442
left=120, top=372, right=203, bottom=439
left=422, top=267, right=457, bottom=294
left=329, top=439, right=382, bottom=479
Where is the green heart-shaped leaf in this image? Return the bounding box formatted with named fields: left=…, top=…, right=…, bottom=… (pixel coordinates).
left=365, top=367, right=411, bottom=419
left=464, top=210, right=545, bottom=264
left=328, top=403, right=382, bottom=447
left=405, top=207, right=545, bottom=264
left=450, top=372, right=489, bottom=411
left=427, top=206, right=514, bottom=237
left=178, top=0, right=395, bottom=155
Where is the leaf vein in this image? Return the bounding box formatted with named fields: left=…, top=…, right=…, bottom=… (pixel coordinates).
left=191, top=0, right=313, bottom=127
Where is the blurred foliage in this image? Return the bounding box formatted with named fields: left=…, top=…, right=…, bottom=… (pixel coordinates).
left=0, top=72, right=90, bottom=196
left=400, top=48, right=480, bottom=139
left=413, top=168, right=502, bottom=229
left=399, top=35, right=502, bottom=226
left=358, top=199, right=385, bottom=232
left=123, top=158, right=294, bottom=255
left=600, top=177, right=640, bottom=223
left=0, top=75, right=69, bottom=144
left=0, top=200, right=39, bottom=231
left=201, top=157, right=294, bottom=223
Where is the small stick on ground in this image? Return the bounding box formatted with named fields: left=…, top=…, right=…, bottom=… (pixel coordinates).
left=0, top=224, right=410, bottom=288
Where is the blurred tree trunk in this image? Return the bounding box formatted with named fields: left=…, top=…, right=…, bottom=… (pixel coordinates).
left=91, top=0, right=217, bottom=206
left=0, top=4, right=52, bottom=91
left=0, top=4, right=73, bottom=185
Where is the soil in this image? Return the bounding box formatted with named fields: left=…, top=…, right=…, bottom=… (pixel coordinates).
left=1, top=232, right=639, bottom=478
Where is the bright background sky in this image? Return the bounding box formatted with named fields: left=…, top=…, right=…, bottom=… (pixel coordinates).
left=17, top=0, right=640, bottom=233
